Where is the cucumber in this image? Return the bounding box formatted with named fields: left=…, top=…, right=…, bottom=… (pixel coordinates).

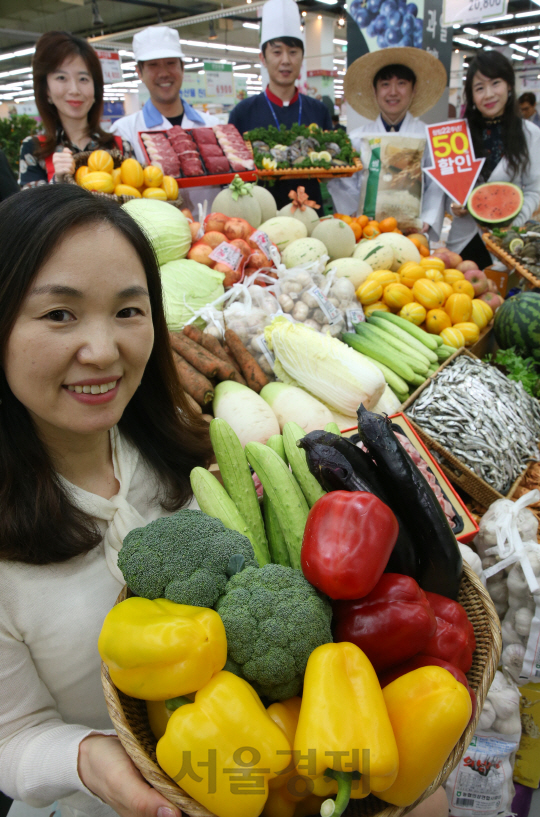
left=408, top=372, right=426, bottom=386
left=367, top=316, right=438, bottom=363
left=346, top=324, right=428, bottom=374
left=266, top=434, right=287, bottom=463
left=209, top=419, right=270, bottom=566
left=190, top=467, right=257, bottom=548
left=354, top=354, right=408, bottom=395
left=358, top=321, right=432, bottom=366
left=342, top=332, right=416, bottom=383
left=392, top=389, right=409, bottom=404
left=264, top=436, right=290, bottom=566
left=355, top=323, right=429, bottom=374
left=283, top=422, right=326, bottom=507
left=245, top=442, right=309, bottom=569
left=324, top=422, right=342, bottom=435
left=437, top=344, right=457, bottom=360
left=369, top=310, right=440, bottom=350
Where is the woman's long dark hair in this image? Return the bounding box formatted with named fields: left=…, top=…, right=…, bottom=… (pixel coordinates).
left=32, top=30, right=115, bottom=158
left=0, top=185, right=212, bottom=564
left=464, top=50, right=529, bottom=178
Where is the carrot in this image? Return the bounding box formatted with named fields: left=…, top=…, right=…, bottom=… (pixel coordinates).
left=170, top=332, right=228, bottom=380
left=224, top=329, right=270, bottom=393
left=200, top=332, right=247, bottom=386
left=182, top=324, right=204, bottom=344
left=172, top=352, right=214, bottom=406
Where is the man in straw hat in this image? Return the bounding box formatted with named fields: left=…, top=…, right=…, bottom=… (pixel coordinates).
left=327, top=47, right=447, bottom=231
left=228, top=0, right=332, bottom=208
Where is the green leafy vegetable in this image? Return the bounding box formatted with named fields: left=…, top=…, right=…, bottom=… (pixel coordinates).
left=484, top=346, right=540, bottom=397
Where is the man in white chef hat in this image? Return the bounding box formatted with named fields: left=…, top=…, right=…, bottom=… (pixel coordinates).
left=111, top=25, right=218, bottom=166
left=228, top=0, right=333, bottom=208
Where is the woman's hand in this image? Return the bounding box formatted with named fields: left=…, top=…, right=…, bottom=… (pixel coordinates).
left=53, top=147, right=76, bottom=181
left=450, top=202, right=468, bottom=218
left=78, top=734, right=181, bottom=817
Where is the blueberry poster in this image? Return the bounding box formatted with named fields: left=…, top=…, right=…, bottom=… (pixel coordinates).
left=345, top=0, right=452, bottom=74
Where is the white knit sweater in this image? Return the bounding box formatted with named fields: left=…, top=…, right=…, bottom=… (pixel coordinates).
left=0, top=430, right=179, bottom=817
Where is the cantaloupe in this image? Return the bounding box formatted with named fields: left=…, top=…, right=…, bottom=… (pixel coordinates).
left=325, top=257, right=373, bottom=289
left=282, top=238, right=327, bottom=268
left=251, top=185, right=277, bottom=223
left=311, top=217, right=356, bottom=260
left=211, top=187, right=262, bottom=227
left=258, top=217, right=308, bottom=252
left=278, top=203, right=320, bottom=236
left=353, top=239, right=394, bottom=271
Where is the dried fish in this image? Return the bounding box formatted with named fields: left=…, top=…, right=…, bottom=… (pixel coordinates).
left=406, top=356, right=540, bottom=494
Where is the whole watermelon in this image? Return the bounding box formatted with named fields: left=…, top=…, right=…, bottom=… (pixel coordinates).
left=494, top=292, right=540, bottom=360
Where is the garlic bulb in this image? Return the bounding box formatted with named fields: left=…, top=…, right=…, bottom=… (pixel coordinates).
left=515, top=607, right=534, bottom=637
left=487, top=578, right=508, bottom=605
left=477, top=699, right=496, bottom=731
left=493, top=713, right=522, bottom=735
left=502, top=616, right=523, bottom=647
left=459, top=543, right=483, bottom=577
left=502, top=643, right=526, bottom=683
left=507, top=565, right=529, bottom=597
left=489, top=672, right=521, bottom=721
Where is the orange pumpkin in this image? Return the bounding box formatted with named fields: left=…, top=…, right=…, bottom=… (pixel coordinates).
left=88, top=149, right=114, bottom=174
left=445, top=292, right=473, bottom=324
left=425, top=308, right=452, bottom=334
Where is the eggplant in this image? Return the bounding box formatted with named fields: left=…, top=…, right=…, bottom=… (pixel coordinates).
left=357, top=405, right=462, bottom=599
left=299, top=435, right=418, bottom=579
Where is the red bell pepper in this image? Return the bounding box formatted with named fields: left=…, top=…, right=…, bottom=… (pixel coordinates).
left=301, top=491, right=399, bottom=600
left=378, top=655, right=477, bottom=723
left=420, top=592, right=476, bottom=674
left=332, top=574, right=437, bottom=673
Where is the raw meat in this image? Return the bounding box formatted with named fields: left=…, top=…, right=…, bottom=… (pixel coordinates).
left=180, top=158, right=204, bottom=176
left=203, top=156, right=231, bottom=174
left=192, top=128, right=218, bottom=145
left=199, top=144, right=225, bottom=158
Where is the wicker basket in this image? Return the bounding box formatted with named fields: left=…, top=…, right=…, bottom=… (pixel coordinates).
left=101, top=561, right=501, bottom=817
left=67, top=149, right=184, bottom=207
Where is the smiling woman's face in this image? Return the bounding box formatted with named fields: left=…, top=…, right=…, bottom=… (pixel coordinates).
left=47, top=54, right=95, bottom=123
left=3, top=223, right=154, bottom=447
left=471, top=71, right=510, bottom=119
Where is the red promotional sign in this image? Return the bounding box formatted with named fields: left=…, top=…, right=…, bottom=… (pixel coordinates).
left=423, top=120, right=484, bottom=206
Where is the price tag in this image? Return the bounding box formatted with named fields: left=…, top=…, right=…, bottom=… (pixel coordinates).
left=443, top=0, right=508, bottom=27
left=250, top=230, right=273, bottom=260
left=209, top=242, right=243, bottom=272
left=423, top=120, right=484, bottom=206
left=254, top=334, right=275, bottom=370
left=346, top=307, right=365, bottom=331
left=308, top=286, right=342, bottom=326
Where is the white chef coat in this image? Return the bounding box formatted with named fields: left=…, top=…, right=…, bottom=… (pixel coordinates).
left=327, top=112, right=434, bottom=229
left=423, top=118, right=540, bottom=254
left=111, top=97, right=221, bottom=212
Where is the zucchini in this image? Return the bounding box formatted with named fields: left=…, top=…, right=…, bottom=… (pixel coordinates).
left=245, top=442, right=309, bottom=569
left=266, top=434, right=287, bottom=463
left=355, top=323, right=429, bottom=374
left=264, top=436, right=290, bottom=566
left=209, top=419, right=270, bottom=566
left=324, top=422, right=342, bottom=435
left=190, top=467, right=257, bottom=548
left=343, top=330, right=418, bottom=383
left=369, top=310, right=440, bottom=350
left=350, top=324, right=429, bottom=374
left=283, top=422, right=326, bottom=507
left=367, top=316, right=438, bottom=363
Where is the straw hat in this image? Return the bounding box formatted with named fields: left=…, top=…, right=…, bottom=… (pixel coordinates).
left=344, top=47, right=447, bottom=119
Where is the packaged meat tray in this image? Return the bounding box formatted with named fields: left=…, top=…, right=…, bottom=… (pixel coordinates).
left=139, top=125, right=257, bottom=188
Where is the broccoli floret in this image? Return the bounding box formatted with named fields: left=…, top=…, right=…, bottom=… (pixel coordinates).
left=215, top=564, right=332, bottom=701
left=118, top=510, right=258, bottom=607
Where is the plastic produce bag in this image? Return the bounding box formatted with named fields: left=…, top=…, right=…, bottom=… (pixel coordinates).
left=445, top=671, right=521, bottom=817
left=358, top=134, right=426, bottom=233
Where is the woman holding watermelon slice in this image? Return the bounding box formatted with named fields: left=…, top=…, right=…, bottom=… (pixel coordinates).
left=425, top=50, right=540, bottom=268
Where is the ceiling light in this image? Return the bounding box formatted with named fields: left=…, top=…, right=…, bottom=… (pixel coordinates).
left=463, top=63, right=469, bottom=67
left=185, top=62, right=204, bottom=69
left=453, top=37, right=482, bottom=47
left=480, top=34, right=507, bottom=44
left=302, top=10, right=307, bottom=15
left=243, top=22, right=260, bottom=29
left=209, top=21, right=218, bottom=40
left=463, top=27, right=478, bottom=34
left=338, top=70, right=345, bottom=75
left=338, top=17, right=345, bottom=25
left=315, top=0, right=339, bottom=4
left=516, top=9, right=540, bottom=17
left=481, top=13, right=514, bottom=22
left=0, top=47, right=35, bottom=62
left=517, top=35, right=540, bottom=41
left=333, top=58, right=346, bottom=63
left=317, top=15, right=322, bottom=19
left=510, top=43, right=528, bottom=52
left=511, top=53, right=525, bottom=60
left=198, top=69, right=205, bottom=74
left=529, top=50, right=538, bottom=56
left=453, top=23, right=460, bottom=28
left=234, top=64, right=252, bottom=70
left=333, top=38, right=347, bottom=45
left=455, top=48, right=459, bottom=52
left=246, top=0, right=252, bottom=4
left=180, top=39, right=260, bottom=53
left=119, top=50, right=134, bottom=57
left=497, top=25, right=537, bottom=34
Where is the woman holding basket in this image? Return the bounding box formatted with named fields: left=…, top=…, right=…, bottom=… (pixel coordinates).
left=19, top=31, right=134, bottom=189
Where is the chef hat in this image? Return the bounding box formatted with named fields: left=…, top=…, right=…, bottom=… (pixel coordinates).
left=260, top=0, right=305, bottom=48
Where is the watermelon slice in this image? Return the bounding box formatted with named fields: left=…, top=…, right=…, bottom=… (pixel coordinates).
left=467, top=182, right=523, bottom=225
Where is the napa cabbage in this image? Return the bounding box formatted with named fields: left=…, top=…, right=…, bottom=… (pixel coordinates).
left=264, top=317, right=385, bottom=415
left=122, top=199, right=191, bottom=265
left=160, top=260, right=225, bottom=331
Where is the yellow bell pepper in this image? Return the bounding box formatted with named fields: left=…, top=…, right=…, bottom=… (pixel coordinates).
left=295, top=643, right=399, bottom=816
left=98, top=597, right=227, bottom=700
left=156, top=671, right=291, bottom=817
left=146, top=700, right=172, bottom=741
left=263, top=698, right=324, bottom=817
left=381, top=666, right=472, bottom=807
